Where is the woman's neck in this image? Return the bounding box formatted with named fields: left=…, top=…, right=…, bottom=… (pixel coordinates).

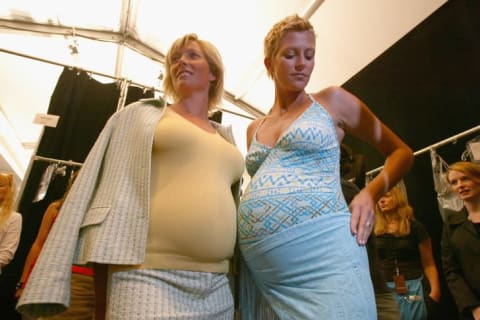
left=465, top=197, right=480, bottom=222
left=384, top=211, right=399, bottom=222
left=271, top=90, right=308, bottom=115
left=171, top=96, right=210, bottom=121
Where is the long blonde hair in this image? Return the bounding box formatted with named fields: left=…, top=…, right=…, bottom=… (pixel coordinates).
left=374, top=184, right=414, bottom=236
left=0, top=172, right=15, bottom=228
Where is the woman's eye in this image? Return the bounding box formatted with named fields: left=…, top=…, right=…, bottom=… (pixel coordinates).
left=187, top=51, right=201, bottom=59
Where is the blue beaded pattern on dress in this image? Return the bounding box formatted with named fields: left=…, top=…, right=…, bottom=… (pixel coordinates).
left=238, top=96, right=348, bottom=242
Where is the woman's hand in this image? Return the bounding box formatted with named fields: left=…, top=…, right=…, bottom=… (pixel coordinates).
left=472, top=306, right=480, bottom=320
left=14, top=287, right=23, bottom=300
left=349, top=189, right=375, bottom=245
left=428, top=291, right=440, bottom=303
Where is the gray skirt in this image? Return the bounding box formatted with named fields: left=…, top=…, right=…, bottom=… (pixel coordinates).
left=107, top=269, right=234, bottom=320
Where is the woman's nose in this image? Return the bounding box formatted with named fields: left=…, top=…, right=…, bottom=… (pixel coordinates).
left=176, top=56, right=186, bottom=66
left=296, top=58, right=305, bottom=69
left=173, top=54, right=187, bottom=66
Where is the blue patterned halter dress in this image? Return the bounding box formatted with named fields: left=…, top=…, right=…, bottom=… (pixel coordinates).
left=238, top=94, right=348, bottom=242
left=237, top=95, right=376, bottom=320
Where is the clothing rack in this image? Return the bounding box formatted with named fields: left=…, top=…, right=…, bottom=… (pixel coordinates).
left=3, top=46, right=255, bottom=208
left=366, top=125, right=480, bottom=177
left=14, top=155, right=83, bottom=209
left=0, top=47, right=160, bottom=94
left=0, top=47, right=258, bottom=120
left=33, top=155, right=83, bottom=167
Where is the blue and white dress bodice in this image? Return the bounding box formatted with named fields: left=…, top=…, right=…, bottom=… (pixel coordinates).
left=238, top=95, right=348, bottom=243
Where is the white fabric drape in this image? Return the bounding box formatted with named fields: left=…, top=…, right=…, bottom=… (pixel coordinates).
left=429, top=149, right=463, bottom=221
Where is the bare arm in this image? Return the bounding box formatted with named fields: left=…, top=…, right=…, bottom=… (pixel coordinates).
left=317, top=86, right=414, bottom=244
left=329, top=86, right=413, bottom=202
left=419, top=238, right=441, bottom=302
left=15, top=202, right=59, bottom=298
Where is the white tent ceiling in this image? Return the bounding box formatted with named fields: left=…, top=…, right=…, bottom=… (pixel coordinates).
left=0, top=0, right=446, bottom=184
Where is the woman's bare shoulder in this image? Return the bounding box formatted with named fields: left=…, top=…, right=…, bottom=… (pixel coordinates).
left=312, top=86, right=353, bottom=102
left=248, top=117, right=266, bottom=134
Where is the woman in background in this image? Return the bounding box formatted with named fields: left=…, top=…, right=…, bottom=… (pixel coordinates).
left=374, top=184, right=441, bottom=319
left=0, top=172, right=22, bottom=274
left=442, top=161, right=480, bottom=320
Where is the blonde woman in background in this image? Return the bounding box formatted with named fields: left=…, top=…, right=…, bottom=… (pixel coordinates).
left=0, top=172, right=22, bottom=274
left=374, top=184, right=441, bottom=319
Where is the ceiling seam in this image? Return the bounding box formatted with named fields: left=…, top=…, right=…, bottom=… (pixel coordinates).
left=0, top=19, right=264, bottom=117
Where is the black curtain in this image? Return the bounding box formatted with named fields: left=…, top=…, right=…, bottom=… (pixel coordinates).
left=0, top=67, right=153, bottom=318
left=342, top=1, right=480, bottom=318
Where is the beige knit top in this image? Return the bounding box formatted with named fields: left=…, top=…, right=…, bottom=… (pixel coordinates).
left=143, top=108, right=244, bottom=273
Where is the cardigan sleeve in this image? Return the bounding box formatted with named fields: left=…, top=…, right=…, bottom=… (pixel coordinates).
left=16, top=112, right=118, bottom=317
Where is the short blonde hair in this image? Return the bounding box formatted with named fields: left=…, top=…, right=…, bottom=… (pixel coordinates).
left=163, top=33, right=224, bottom=111
left=374, top=184, right=414, bottom=236
left=264, top=15, right=315, bottom=78
left=0, top=172, right=15, bottom=228
left=447, top=161, right=480, bottom=185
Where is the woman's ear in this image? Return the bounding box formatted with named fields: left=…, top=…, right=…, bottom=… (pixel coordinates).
left=264, top=57, right=272, bottom=77
left=209, top=70, right=216, bottom=82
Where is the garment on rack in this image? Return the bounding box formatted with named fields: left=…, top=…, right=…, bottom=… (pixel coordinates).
left=430, top=149, right=463, bottom=222
left=463, top=135, right=480, bottom=163
left=36, top=68, right=154, bottom=163
left=33, top=163, right=67, bottom=203
left=36, top=67, right=121, bottom=162
left=32, top=163, right=56, bottom=203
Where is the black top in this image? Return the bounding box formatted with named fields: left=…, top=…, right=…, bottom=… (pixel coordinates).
left=441, top=208, right=480, bottom=319
left=375, top=219, right=430, bottom=282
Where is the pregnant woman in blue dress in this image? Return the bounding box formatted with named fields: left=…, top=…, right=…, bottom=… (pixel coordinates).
left=237, top=15, right=414, bottom=320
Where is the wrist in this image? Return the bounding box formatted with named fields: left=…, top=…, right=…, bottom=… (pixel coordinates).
left=15, top=281, right=24, bottom=290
